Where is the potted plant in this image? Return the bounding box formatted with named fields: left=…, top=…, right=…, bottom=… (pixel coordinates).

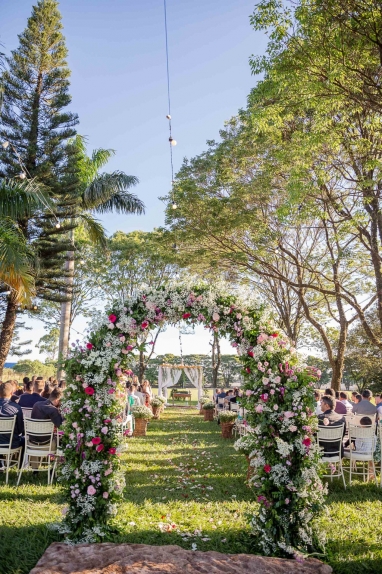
left=219, top=410, right=237, bottom=438
left=131, top=405, right=153, bottom=436
left=151, top=396, right=165, bottom=419
left=202, top=401, right=215, bottom=421
left=199, top=395, right=210, bottom=414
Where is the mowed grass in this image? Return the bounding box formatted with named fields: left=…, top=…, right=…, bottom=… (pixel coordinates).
left=0, top=409, right=381, bottom=574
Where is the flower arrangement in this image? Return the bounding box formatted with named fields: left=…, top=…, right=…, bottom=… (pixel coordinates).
left=199, top=395, right=210, bottom=405
left=219, top=410, right=238, bottom=423
left=202, top=401, right=215, bottom=410
left=58, top=282, right=323, bottom=555
left=131, top=404, right=154, bottom=419
left=233, top=433, right=257, bottom=456
left=151, top=396, right=165, bottom=408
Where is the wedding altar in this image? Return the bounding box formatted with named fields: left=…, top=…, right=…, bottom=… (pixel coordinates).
left=157, top=364, right=203, bottom=403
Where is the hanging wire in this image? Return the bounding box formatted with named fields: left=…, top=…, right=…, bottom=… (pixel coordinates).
left=163, top=0, right=177, bottom=212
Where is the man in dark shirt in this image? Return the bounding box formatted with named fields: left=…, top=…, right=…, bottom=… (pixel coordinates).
left=324, top=388, right=347, bottom=415
left=0, top=381, right=24, bottom=448
left=18, top=380, right=46, bottom=408
left=318, top=396, right=345, bottom=457
left=29, top=388, right=63, bottom=469
left=215, top=389, right=226, bottom=403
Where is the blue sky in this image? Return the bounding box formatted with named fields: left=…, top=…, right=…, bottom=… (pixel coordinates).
left=1, top=0, right=268, bottom=361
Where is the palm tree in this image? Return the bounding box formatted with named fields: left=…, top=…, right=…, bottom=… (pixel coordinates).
left=0, top=177, right=53, bottom=375
left=57, top=139, right=144, bottom=376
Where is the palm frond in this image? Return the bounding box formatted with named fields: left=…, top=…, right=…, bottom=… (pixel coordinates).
left=0, top=217, right=35, bottom=300
left=91, top=148, right=115, bottom=172
left=0, top=177, right=53, bottom=220
left=77, top=213, right=107, bottom=247
left=82, top=172, right=144, bottom=214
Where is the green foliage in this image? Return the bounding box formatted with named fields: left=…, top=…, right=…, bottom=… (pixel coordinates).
left=12, top=358, right=55, bottom=378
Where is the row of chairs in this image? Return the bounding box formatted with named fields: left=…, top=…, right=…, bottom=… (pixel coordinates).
left=0, top=417, right=58, bottom=485
left=318, top=421, right=381, bottom=488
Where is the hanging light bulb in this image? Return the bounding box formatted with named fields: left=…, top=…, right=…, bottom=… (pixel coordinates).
left=33, top=305, right=38, bottom=310
left=55, top=222, right=61, bottom=229
left=1, top=141, right=9, bottom=149
left=19, top=172, right=26, bottom=180
left=80, top=259, right=85, bottom=265
left=172, top=202, right=177, bottom=210
left=169, top=137, right=177, bottom=146
left=166, top=114, right=171, bottom=120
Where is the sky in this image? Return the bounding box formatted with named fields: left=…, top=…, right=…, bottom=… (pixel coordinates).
left=1, top=0, right=268, bottom=362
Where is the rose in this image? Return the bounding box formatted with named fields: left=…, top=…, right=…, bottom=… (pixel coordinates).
left=245, top=367, right=251, bottom=374
left=260, top=393, right=268, bottom=402
left=263, top=464, right=271, bottom=473
left=273, top=404, right=278, bottom=410
left=107, top=388, right=115, bottom=394
left=107, top=323, right=115, bottom=329
left=285, top=498, right=290, bottom=504
left=108, top=447, right=117, bottom=455
left=86, top=343, right=93, bottom=350
left=302, top=436, right=311, bottom=447
left=247, top=350, right=254, bottom=358
left=126, top=345, right=134, bottom=351
left=212, top=312, right=220, bottom=322
left=108, top=314, right=117, bottom=323
left=87, top=485, right=96, bottom=495
left=141, top=320, right=149, bottom=329
left=103, top=492, right=109, bottom=499
left=283, top=411, right=295, bottom=419
left=245, top=389, right=252, bottom=396
left=104, top=419, right=111, bottom=424
left=101, top=426, right=108, bottom=434
left=96, top=444, right=104, bottom=452
left=255, top=404, right=263, bottom=413
left=274, top=376, right=281, bottom=384
left=271, top=333, right=278, bottom=338
left=91, top=437, right=101, bottom=445
left=84, top=387, right=95, bottom=396
left=288, top=425, right=297, bottom=432
left=182, top=313, right=191, bottom=319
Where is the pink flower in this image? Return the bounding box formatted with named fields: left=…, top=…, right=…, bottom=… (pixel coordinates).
left=104, top=419, right=111, bottom=424
left=86, top=343, right=93, bottom=350
left=182, top=313, right=191, bottom=319
left=255, top=404, right=263, bottom=413
left=260, top=393, right=268, bottom=402
left=212, top=312, right=220, bottom=322
left=271, top=333, right=278, bottom=338
left=108, top=314, right=117, bottom=323
left=86, top=441, right=93, bottom=447
left=263, top=464, right=271, bottom=473
left=270, top=389, right=275, bottom=395
left=103, top=492, right=109, bottom=499
left=121, top=348, right=129, bottom=354
left=87, top=485, right=96, bottom=495
left=96, top=444, right=104, bottom=452
left=91, top=437, right=101, bottom=445
left=257, top=333, right=268, bottom=344
left=141, top=320, right=149, bottom=329
left=104, top=468, right=113, bottom=476
left=101, top=426, right=108, bottom=434
left=302, top=436, right=311, bottom=447
left=247, top=350, right=254, bottom=358
left=107, top=388, right=115, bottom=394
left=288, top=425, right=297, bottom=432
left=285, top=498, right=290, bottom=504
left=274, top=376, right=281, bottom=384
left=245, top=389, right=252, bottom=396
left=108, top=323, right=115, bottom=330
left=273, top=404, right=278, bottom=410
left=108, top=447, right=117, bottom=455
left=116, top=369, right=122, bottom=376
left=284, top=411, right=295, bottom=419
left=84, top=387, right=95, bottom=396
left=245, top=367, right=251, bottom=374
left=106, top=342, right=111, bottom=347
left=126, top=345, right=134, bottom=351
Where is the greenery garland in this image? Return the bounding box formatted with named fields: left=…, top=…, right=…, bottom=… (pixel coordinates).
left=59, top=284, right=324, bottom=556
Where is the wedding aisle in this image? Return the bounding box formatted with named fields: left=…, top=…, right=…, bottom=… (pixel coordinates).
left=114, top=407, right=256, bottom=552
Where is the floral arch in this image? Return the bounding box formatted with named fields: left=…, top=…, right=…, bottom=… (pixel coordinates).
left=60, top=284, right=325, bottom=558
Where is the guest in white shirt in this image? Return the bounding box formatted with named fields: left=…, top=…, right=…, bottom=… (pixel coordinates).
left=314, top=390, right=322, bottom=415
left=130, top=383, right=143, bottom=406
left=339, top=391, right=353, bottom=412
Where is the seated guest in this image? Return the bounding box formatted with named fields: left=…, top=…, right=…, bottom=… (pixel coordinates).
left=0, top=381, right=25, bottom=449
left=9, top=380, right=21, bottom=403
left=18, top=379, right=46, bottom=408
left=215, top=388, right=226, bottom=403
left=41, top=382, right=52, bottom=399
left=29, top=388, right=62, bottom=467
left=318, top=396, right=346, bottom=457
left=324, top=388, right=347, bottom=414
left=18, top=379, right=33, bottom=402
left=129, top=383, right=143, bottom=406
left=314, top=391, right=322, bottom=414
left=376, top=394, right=382, bottom=421
left=224, top=389, right=237, bottom=408
left=350, top=391, right=358, bottom=406
left=353, top=389, right=377, bottom=415
left=339, top=391, right=353, bottom=412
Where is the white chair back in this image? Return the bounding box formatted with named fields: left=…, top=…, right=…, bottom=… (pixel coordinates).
left=317, top=423, right=344, bottom=453
left=21, top=407, right=33, bottom=419
left=24, top=418, right=55, bottom=451
left=230, top=403, right=239, bottom=412
left=0, top=416, right=16, bottom=449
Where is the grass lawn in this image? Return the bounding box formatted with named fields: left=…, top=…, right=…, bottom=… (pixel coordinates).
left=0, top=408, right=382, bottom=574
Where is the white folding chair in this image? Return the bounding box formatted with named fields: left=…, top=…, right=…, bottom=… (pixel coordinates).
left=21, top=407, right=32, bottom=420
left=17, top=418, right=57, bottom=485
left=344, top=423, right=377, bottom=485
left=317, top=423, right=346, bottom=488
left=230, top=403, right=239, bottom=412
left=0, top=417, right=23, bottom=484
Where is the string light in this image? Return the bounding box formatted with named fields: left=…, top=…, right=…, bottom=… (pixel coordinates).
left=19, top=172, right=26, bottom=180
left=55, top=222, right=61, bottom=229
left=172, top=202, right=177, bottom=209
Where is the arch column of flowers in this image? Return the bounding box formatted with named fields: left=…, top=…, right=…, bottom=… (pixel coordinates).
left=59, top=285, right=325, bottom=557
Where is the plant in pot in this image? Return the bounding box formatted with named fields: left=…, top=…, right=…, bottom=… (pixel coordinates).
left=199, top=395, right=210, bottom=414
left=131, top=404, right=153, bottom=436
left=151, top=396, right=165, bottom=419
left=202, top=400, right=215, bottom=421
left=219, top=410, right=237, bottom=438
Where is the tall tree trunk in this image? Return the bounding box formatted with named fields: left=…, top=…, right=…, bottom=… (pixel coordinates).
left=211, top=332, right=221, bottom=388
left=0, top=293, right=18, bottom=377
left=57, top=229, right=74, bottom=379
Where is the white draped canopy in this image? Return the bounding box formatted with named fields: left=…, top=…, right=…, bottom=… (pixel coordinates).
left=158, top=364, right=203, bottom=401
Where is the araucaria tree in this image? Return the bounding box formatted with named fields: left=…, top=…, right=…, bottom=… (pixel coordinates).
left=0, top=0, right=78, bottom=374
